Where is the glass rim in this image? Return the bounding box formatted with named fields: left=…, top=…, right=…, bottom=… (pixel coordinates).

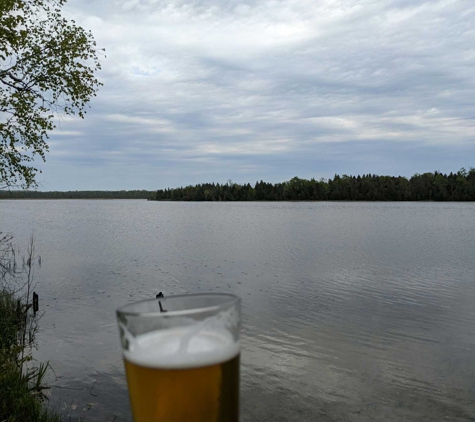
left=116, top=293, right=240, bottom=318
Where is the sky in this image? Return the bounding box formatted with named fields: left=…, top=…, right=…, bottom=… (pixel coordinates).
left=37, top=0, right=475, bottom=190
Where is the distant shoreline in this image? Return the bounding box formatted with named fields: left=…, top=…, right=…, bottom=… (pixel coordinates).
left=1, top=198, right=474, bottom=202
left=0, top=197, right=145, bottom=200
left=2, top=168, right=474, bottom=201
left=0, top=190, right=154, bottom=200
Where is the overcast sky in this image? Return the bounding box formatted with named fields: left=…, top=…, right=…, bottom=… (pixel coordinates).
left=37, top=0, right=475, bottom=190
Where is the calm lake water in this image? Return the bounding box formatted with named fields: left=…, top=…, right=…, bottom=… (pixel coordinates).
left=1, top=200, right=475, bottom=421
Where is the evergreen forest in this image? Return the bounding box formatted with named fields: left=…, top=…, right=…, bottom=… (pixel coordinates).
left=2, top=168, right=474, bottom=201
left=153, top=168, right=475, bottom=201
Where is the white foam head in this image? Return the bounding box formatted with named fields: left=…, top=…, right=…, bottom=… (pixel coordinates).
left=123, top=326, right=240, bottom=369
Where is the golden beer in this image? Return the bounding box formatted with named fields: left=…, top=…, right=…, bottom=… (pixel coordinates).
left=124, top=353, right=239, bottom=422
left=118, top=294, right=241, bottom=422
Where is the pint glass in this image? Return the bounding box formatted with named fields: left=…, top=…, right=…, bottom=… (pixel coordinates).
left=117, top=294, right=241, bottom=422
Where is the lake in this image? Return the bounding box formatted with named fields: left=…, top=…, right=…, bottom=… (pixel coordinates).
left=1, top=200, right=475, bottom=421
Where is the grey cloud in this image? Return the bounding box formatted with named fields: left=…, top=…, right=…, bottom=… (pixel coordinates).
left=41, top=0, right=475, bottom=190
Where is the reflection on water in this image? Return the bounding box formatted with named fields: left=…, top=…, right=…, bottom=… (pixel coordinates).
left=1, top=200, right=475, bottom=421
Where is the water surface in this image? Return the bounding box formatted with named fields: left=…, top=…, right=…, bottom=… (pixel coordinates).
left=1, top=200, right=475, bottom=421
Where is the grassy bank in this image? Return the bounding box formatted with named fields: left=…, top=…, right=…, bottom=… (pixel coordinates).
left=0, top=290, right=60, bottom=422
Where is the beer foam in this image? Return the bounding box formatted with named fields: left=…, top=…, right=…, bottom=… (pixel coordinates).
left=123, top=327, right=240, bottom=369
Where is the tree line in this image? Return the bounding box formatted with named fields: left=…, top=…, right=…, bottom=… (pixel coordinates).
left=153, top=168, right=475, bottom=201
left=0, top=190, right=154, bottom=200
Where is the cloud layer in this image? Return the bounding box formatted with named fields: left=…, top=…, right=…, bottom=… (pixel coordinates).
left=39, top=0, right=475, bottom=190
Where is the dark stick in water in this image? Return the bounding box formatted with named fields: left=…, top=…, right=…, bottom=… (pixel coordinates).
left=156, top=292, right=167, bottom=312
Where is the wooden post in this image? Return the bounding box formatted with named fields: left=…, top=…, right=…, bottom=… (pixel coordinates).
left=33, top=292, right=39, bottom=315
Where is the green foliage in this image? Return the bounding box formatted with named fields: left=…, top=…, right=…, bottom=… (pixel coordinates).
left=0, top=234, right=59, bottom=421
left=0, top=0, right=103, bottom=188
left=152, top=167, right=475, bottom=202
left=0, top=360, right=61, bottom=422
left=0, top=290, right=19, bottom=361
left=0, top=291, right=59, bottom=421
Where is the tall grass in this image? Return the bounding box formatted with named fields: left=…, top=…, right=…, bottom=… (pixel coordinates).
left=0, top=234, right=61, bottom=422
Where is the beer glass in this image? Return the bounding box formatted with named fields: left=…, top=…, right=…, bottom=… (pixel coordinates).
left=117, top=294, right=241, bottom=422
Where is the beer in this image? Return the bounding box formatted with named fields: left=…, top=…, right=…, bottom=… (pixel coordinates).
left=123, top=327, right=240, bottom=422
